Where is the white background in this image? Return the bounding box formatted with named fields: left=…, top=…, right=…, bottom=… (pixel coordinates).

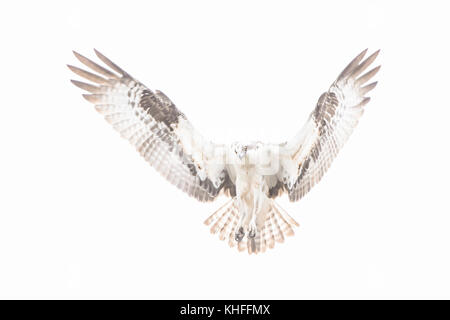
left=0, top=0, right=449, bottom=299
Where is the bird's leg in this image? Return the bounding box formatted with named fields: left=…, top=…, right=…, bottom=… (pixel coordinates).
left=248, top=183, right=265, bottom=238
left=247, top=215, right=256, bottom=240
left=235, top=195, right=247, bottom=242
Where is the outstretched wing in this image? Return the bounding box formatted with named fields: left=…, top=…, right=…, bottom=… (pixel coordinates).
left=270, top=49, right=380, bottom=201
left=68, top=50, right=235, bottom=202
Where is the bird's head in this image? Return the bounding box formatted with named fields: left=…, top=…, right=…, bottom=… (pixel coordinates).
left=232, top=142, right=248, bottom=160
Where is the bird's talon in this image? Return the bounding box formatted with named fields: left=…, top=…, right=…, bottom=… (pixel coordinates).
left=235, top=227, right=245, bottom=242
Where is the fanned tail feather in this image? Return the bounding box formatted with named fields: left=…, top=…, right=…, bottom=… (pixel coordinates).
left=204, top=199, right=299, bottom=254
left=204, top=199, right=240, bottom=248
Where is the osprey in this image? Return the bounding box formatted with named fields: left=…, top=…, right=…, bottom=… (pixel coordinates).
left=69, top=49, right=380, bottom=254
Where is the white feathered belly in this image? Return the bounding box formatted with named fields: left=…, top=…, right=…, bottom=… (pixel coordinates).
left=233, top=165, right=271, bottom=231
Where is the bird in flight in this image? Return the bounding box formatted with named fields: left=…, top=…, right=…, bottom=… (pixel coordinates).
left=69, top=49, right=380, bottom=254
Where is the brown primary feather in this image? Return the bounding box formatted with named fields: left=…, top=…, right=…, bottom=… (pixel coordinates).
left=350, top=50, right=380, bottom=79
left=67, top=65, right=109, bottom=85
left=73, top=51, right=120, bottom=79
left=359, top=81, right=378, bottom=96
left=70, top=80, right=101, bottom=93
left=338, top=48, right=368, bottom=79
left=94, top=49, right=128, bottom=76
left=356, top=65, right=381, bottom=86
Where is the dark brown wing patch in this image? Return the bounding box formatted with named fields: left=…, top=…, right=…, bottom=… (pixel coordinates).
left=139, top=89, right=185, bottom=131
